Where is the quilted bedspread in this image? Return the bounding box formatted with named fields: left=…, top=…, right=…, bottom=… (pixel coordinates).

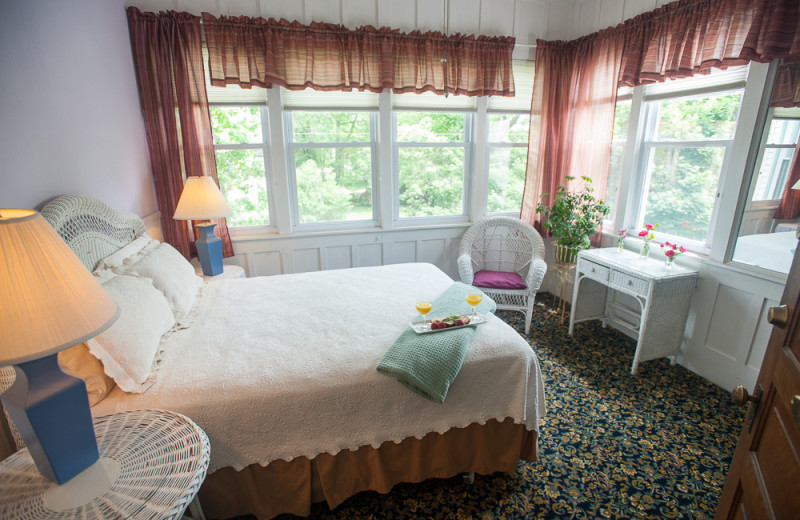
left=92, top=263, right=546, bottom=473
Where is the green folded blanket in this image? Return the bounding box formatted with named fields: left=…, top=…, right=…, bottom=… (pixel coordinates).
left=376, top=282, right=496, bottom=403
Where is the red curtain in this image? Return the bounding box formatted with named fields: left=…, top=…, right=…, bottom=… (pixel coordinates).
left=520, top=30, right=623, bottom=242
left=522, top=0, right=800, bottom=230
left=201, top=14, right=516, bottom=97
left=127, top=7, right=233, bottom=260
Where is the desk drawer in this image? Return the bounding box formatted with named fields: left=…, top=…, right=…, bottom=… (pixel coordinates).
left=581, top=259, right=610, bottom=283
left=610, top=271, right=649, bottom=296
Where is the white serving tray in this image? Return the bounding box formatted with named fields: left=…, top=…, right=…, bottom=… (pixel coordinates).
left=409, top=313, right=488, bottom=334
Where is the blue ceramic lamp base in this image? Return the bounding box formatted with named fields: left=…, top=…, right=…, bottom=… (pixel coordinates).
left=196, top=222, right=223, bottom=276
left=1, top=354, right=99, bottom=484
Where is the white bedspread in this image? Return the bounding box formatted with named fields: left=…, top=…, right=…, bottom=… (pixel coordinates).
left=93, top=263, right=546, bottom=473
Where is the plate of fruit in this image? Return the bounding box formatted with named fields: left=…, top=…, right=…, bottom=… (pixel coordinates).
left=410, top=313, right=488, bottom=334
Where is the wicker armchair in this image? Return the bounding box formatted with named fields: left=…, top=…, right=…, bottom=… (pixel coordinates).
left=458, top=217, right=547, bottom=334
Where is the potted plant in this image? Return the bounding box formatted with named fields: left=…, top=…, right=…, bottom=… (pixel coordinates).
left=535, top=176, right=610, bottom=265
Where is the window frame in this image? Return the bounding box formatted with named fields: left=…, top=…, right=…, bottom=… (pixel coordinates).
left=209, top=102, right=276, bottom=230
left=392, top=109, right=475, bottom=224
left=485, top=110, right=531, bottom=216
left=283, top=108, right=380, bottom=231
left=614, top=80, right=746, bottom=254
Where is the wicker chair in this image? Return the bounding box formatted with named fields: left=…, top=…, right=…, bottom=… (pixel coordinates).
left=458, top=217, right=547, bottom=334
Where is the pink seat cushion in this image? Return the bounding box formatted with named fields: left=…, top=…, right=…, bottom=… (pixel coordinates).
left=472, top=270, right=527, bottom=290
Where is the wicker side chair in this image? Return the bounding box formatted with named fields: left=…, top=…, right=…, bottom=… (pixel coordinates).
left=458, top=217, right=547, bottom=334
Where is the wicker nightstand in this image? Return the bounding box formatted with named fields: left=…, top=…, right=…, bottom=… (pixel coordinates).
left=195, top=264, right=245, bottom=280
left=0, top=410, right=210, bottom=520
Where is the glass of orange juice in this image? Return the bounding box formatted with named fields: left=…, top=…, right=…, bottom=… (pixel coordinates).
left=466, top=292, right=482, bottom=316
left=415, top=298, right=433, bottom=322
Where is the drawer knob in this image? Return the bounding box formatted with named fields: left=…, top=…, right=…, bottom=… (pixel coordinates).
left=627, top=280, right=633, bottom=286
left=591, top=268, right=596, bottom=273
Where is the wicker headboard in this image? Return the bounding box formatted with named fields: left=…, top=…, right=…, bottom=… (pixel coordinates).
left=41, top=195, right=146, bottom=271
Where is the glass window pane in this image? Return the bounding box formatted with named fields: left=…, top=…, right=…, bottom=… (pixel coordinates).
left=605, top=144, right=624, bottom=222
left=210, top=107, right=262, bottom=145
left=766, top=118, right=800, bottom=145
left=396, top=112, right=466, bottom=142
left=654, top=91, right=743, bottom=141
left=641, top=146, right=726, bottom=242
left=488, top=114, right=530, bottom=143
left=215, top=149, right=270, bottom=227
left=398, top=147, right=464, bottom=217
left=294, top=147, right=372, bottom=223
left=487, top=147, right=526, bottom=213
left=612, top=100, right=631, bottom=141
left=292, top=112, right=371, bottom=143
left=751, top=147, right=797, bottom=201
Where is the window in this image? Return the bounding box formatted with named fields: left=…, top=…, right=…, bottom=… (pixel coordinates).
left=636, top=89, right=743, bottom=245
left=394, top=111, right=471, bottom=219
left=486, top=114, right=529, bottom=213
left=750, top=110, right=800, bottom=201
left=210, top=106, right=271, bottom=227
left=605, top=95, right=631, bottom=224
left=286, top=110, right=377, bottom=224
left=486, top=61, right=535, bottom=214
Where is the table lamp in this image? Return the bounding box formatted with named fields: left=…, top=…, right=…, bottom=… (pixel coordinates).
left=0, top=209, right=119, bottom=484
left=173, top=176, right=232, bottom=276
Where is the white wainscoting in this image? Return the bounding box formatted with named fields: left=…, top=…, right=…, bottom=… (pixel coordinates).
left=226, top=225, right=469, bottom=280
left=680, top=261, right=785, bottom=393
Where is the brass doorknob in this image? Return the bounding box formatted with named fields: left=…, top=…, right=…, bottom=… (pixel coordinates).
left=732, top=386, right=759, bottom=407
left=767, top=305, right=789, bottom=328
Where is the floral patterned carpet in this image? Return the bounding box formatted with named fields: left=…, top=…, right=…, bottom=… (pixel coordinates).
left=235, top=294, right=745, bottom=520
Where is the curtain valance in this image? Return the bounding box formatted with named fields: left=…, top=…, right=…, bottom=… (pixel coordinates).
left=201, top=14, right=516, bottom=97
left=618, top=0, right=800, bottom=87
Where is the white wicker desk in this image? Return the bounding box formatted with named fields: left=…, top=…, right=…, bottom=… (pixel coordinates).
left=0, top=410, right=210, bottom=520
left=569, top=248, right=698, bottom=374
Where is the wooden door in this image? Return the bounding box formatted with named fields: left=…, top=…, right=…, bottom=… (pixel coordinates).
left=716, top=245, right=800, bottom=519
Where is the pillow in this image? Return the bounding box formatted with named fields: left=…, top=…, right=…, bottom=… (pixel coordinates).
left=58, top=343, right=115, bottom=406
left=117, top=242, right=202, bottom=320
left=94, top=233, right=157, bottom=271
left=87, top=274, right=176, bottom=393
left=473, top=270, right=528, bottom=290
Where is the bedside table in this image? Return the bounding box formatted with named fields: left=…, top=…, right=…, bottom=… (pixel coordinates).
left=0, top=410, right=210, bottom=520
left=195, top=264, right=245, bottom=280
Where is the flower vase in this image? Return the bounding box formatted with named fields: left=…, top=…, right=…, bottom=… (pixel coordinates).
left=665, top=256, right=674, bottom=270
left=617, top=237, right=624, bottom=252
left=640, top=241, right=650, bottom=259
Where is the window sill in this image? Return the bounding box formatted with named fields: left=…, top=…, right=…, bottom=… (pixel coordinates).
left=229, top=220, right=473, bottom=242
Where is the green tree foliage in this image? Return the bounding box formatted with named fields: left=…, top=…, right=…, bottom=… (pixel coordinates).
left=210, top=107, right=270, bottom=227
left=643, top=92, right=741, bottom=242
left=397, top=112, right=466, bottom=217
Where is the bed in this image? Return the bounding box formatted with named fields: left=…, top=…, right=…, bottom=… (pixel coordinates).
left=732, top=230, right=797, bottom=274
left=0, top=195, right=546, bottom=519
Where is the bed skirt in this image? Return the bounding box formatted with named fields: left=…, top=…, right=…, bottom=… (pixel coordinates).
left=198, top=418, right=538, bottom=520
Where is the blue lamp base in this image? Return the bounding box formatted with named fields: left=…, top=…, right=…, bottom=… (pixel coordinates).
left=195, top=222, right=223, bottom=276
left=1, top=354, right=99, bottom=484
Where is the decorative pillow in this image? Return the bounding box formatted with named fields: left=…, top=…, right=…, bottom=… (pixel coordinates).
left=473, top=270, right=527, bottom=290
left=117, top=242, right=202, bottom=320
left=87, top=274, right=176, bottom=393
left=57, top=343, right=116, bottom=407
left=94, top=233, right=157, bottom=271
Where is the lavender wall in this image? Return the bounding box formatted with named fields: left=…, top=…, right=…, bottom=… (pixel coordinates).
left=0, top=0, right=156, bottom=215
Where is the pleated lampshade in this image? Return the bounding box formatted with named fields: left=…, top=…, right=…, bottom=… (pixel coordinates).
left=0, top=209, right=119, bottom=365
left=173, top=176, right=232, bottom=220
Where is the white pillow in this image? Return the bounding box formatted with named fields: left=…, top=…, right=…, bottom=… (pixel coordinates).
left=87, top=274, right=175, bottom=393
left=118, top=242, right=202, bottom=321
left=94, top=233, right=158, bottom=271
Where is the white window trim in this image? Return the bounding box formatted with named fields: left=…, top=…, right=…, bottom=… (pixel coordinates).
left=392, top=110, right=475, bottom=225
left=283, top=109, right=380, bottom=231
left=210, top=103, right=277, bottom=231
